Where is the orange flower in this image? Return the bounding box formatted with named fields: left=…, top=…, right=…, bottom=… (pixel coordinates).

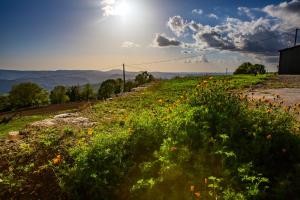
left=194, top=192, right=201, bottom=198
left=190, top=185, right=195, bottom=192
left=52, top=155, right=62, bottom=165
left=170, top=147, right=177, bottom=152
left=267, top=109, right=272, bottom=113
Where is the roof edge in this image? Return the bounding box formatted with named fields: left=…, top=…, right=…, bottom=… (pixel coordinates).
left=279, top=44, right=300, bottom=52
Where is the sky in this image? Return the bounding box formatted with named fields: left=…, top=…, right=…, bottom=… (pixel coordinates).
left=0, top=0, right=299, bottom=72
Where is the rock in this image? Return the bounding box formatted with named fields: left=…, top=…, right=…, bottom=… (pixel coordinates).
left=31, top=119, right=56, bottom=127
left=53, top=113, right=78, bottom=119
left=8, top=131, right=21, bottom=141
left=30, top=112, right=96, bottom=128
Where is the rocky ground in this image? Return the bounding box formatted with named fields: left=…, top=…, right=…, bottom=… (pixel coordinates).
left=247, top=75, right=300, bottom=120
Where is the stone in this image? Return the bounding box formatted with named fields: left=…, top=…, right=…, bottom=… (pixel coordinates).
left=8, top=131, right=21, bottom=141
left=30, top=119, right=56, bottom=127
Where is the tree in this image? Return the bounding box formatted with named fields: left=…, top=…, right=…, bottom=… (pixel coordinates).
left=9, top=82, right=49, bottom=108
left=234, top=62, right=266, bottom=75
left=254, top=64, right=267, bottom=74
left=98, top=79, right=117, bottom=100
left=67, top=85, right=81, bottom=102
left=82, top=83, right=95, bottom=101
left=124, top=81, right=136, bottom=92
left=0, top=95, right=10, bottom=111
left=135, top=71, right=155, bottom=86
left=50, top=86, right=69, bottom=104
left=114, top=78, right=123, bottom=94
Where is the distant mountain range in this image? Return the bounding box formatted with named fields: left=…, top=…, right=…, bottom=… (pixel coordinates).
left=0, top=69, right=224, bottom=94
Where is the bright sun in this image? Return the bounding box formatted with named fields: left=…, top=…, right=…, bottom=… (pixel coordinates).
left=114, top=1, right=131, bottom=17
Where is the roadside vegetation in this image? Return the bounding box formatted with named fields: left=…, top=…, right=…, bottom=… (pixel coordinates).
left=0, top=71, right=154, bottom=113
left=1, top=74, right=300, bottom=199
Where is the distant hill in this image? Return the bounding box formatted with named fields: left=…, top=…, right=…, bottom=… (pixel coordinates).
left=0, top=69, right=224, bottom=94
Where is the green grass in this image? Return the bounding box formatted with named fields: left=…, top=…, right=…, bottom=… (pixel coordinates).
left=0, top=115, right=47, bottom=138
left=0, top=75, right=269, bottom=138
left=1, top=74, right=275, bottom=199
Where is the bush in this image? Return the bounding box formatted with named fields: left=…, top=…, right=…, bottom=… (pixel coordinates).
left=129, top=80, right=300, bottom=199
left=98, top=79, right=118, bottom=100
left=66, top=85, right=81, bottom=102
left=60, top=78, right=300, bottom=199
left=60, top=131, right=132, bottom=199
left=234, top=63, right=266, bottom=75
left=124, top=81, right=136, bottom=92
left=81, top=84, right=95, bottom=101
left=50, top=86, right=69, bottom=104
left=8, top=82, right=49, bottom=109
left=135, top=72, right=154, bottom=86
left=0, top=95, right=10, bottom=111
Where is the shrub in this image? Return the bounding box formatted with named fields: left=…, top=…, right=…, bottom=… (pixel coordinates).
left=135, top=72, right=154, bottom=86
left=66, top=85, right=81, bottom=102
left=234, top=62, right=266, bottom=75
left=130, top=80, right=300, bottom=199
left=0, top=95, right=10, bottom=111
left=60, top=131, right=132, bottom=199
left=60, top=78, right=300, bottom=199
left=50, top=86, right=69, bottom=104
left=81, top=84, right=95, bottom=101
left=8, top=82, right=49, bottom=109
left=98, top=79, right=118, bottom=100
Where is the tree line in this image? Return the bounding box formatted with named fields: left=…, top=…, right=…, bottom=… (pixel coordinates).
left=0, top=71, right=155, bottom=112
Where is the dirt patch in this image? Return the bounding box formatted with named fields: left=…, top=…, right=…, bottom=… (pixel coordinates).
left=255, top=75, right=300, bottom=89
left=249, top=88, right=300, bottom=107
left=247, top=75, right=300, bottom=121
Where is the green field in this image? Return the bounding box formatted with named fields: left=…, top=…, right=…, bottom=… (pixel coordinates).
left=1, top=74, right=300, bottom=200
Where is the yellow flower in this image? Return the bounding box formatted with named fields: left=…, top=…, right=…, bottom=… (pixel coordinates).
left=87, top=128, right=93, bottom=135
left=158, top=99, right=164, bottom=104
left=209, top=77, right=214, bottom=80
left=203, top=80, right=208, bottom=84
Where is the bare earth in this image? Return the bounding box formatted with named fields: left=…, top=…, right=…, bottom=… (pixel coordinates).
left=249, top=75, right=300, bottom=107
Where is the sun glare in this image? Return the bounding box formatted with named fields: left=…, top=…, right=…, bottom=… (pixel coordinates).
left=114, top=2, right=130, bottom=17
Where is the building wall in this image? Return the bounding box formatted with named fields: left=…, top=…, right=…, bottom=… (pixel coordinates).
left=279, top=46, right=300, bottom=74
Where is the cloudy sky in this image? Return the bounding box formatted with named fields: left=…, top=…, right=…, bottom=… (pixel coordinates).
left=0, top=0, right=299, bottom=72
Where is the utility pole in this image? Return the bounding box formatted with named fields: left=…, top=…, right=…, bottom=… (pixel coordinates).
left=122, top=63, right=126, bottom=92
left=294, top=29, right=299, bottom=46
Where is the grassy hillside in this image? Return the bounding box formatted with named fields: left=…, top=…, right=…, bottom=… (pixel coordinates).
left=1, top=74, right=300, bottom=199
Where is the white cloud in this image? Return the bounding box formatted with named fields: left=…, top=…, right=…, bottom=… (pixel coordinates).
left=167, top=16, right=188, bottom=37
left=121, top=41, right=140, bottom=48
left=207, top=13, right=218, bottom=19
left=185, top=55, right=208, bottom=63
left=262, top=0, right=300, bottom=28
left=192, top=9, right=203, bottom=15
left=238, top=7, right=255, bottom=19
left=155, top=1, right=300, bottom=65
